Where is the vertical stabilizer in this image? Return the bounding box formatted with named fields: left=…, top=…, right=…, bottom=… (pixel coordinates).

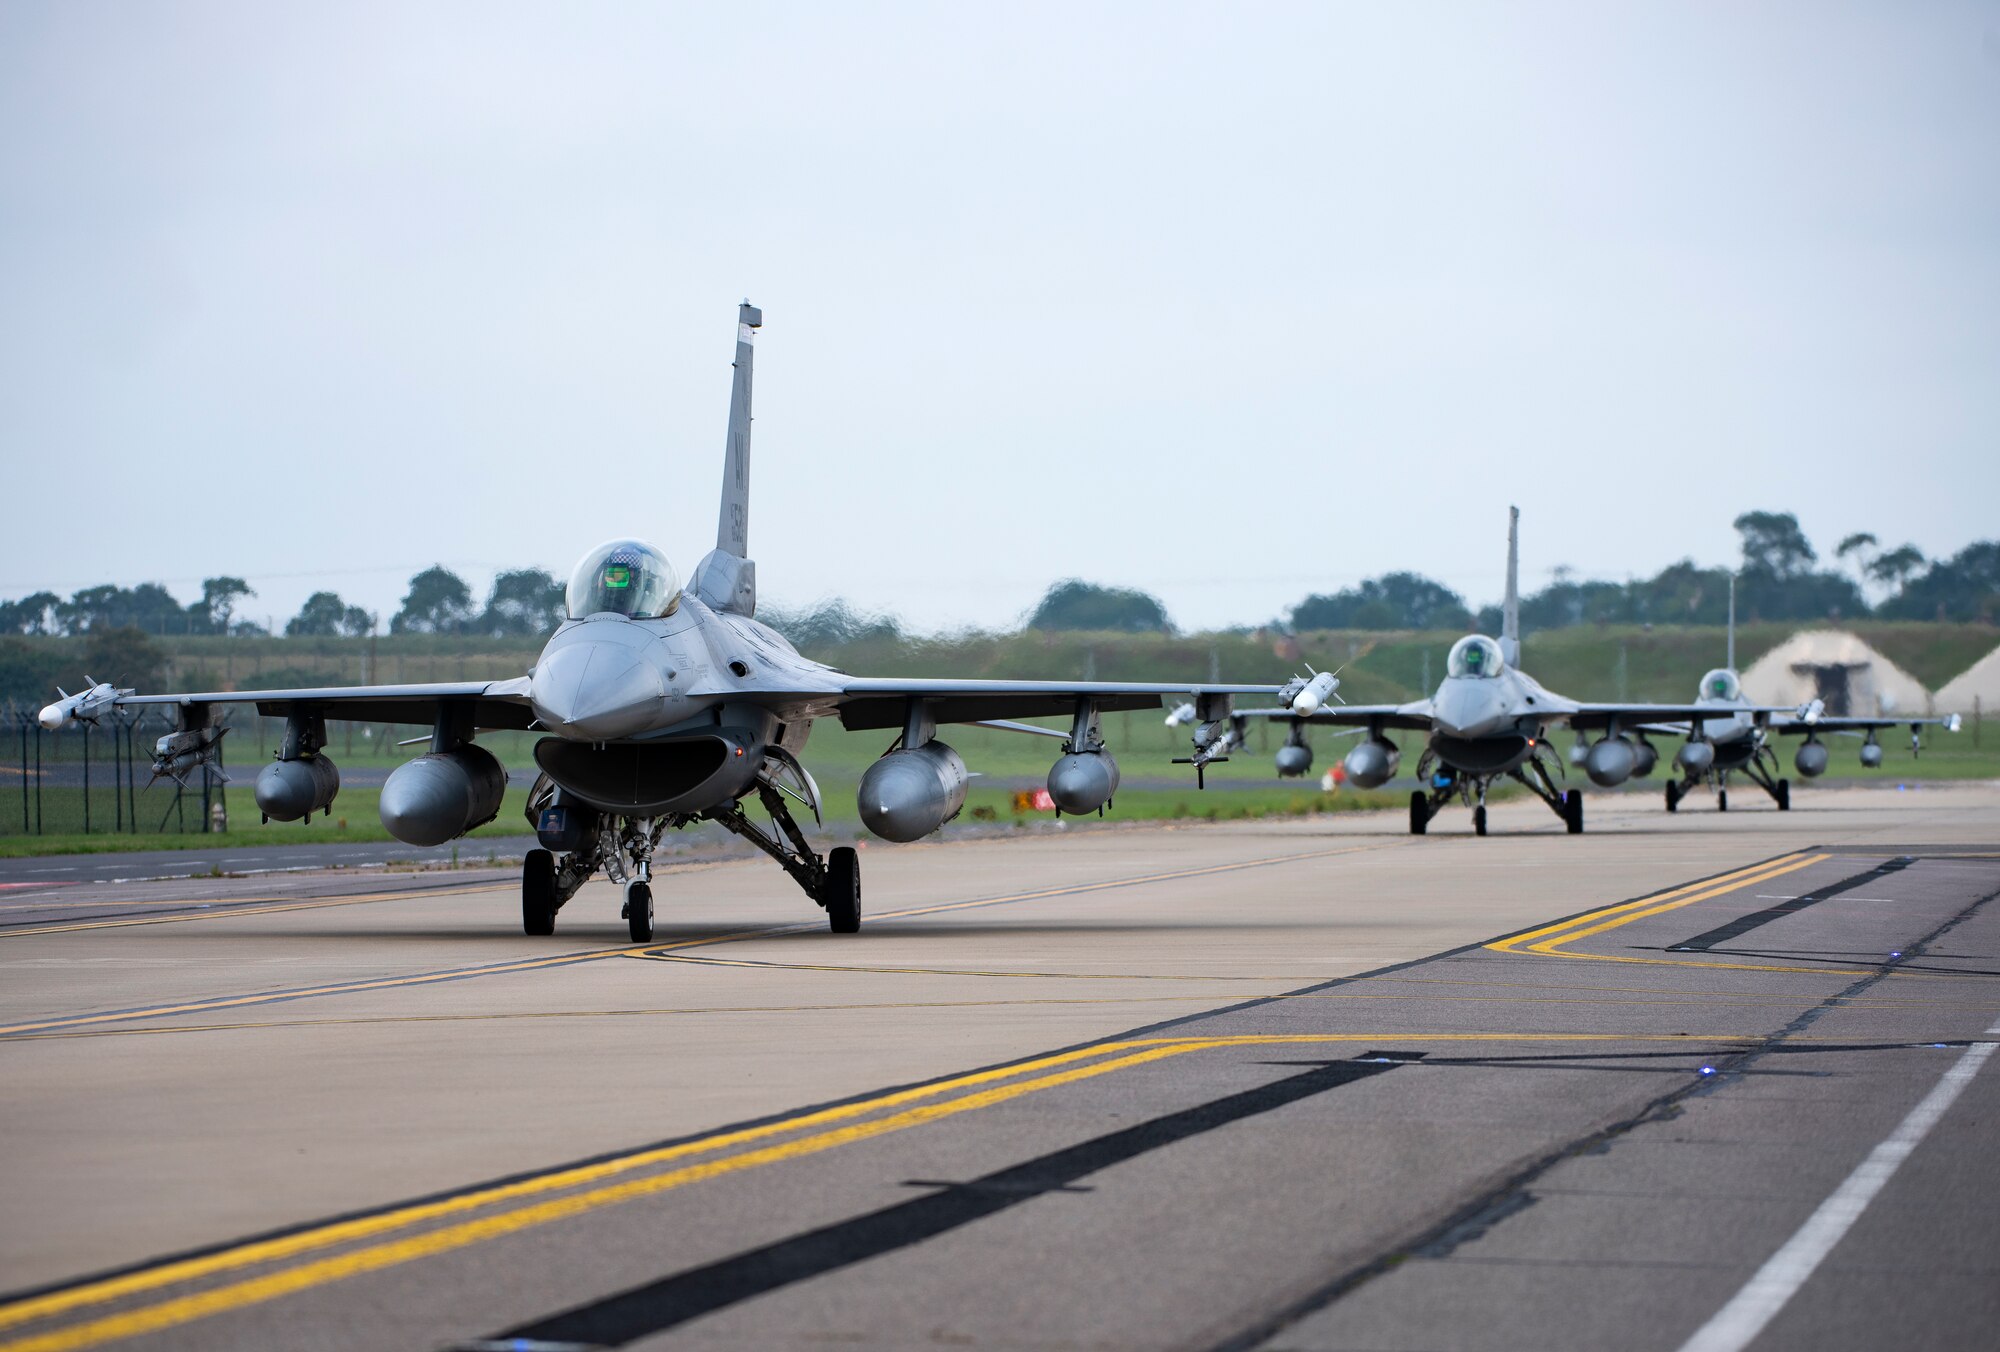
left=1726, top=573, right=1737, bottom=671
left=691, top=302, right=763, bottom=616
left=717, top=302, right=761, bottom=556
left=1500, top=505, right=1521, bottom=665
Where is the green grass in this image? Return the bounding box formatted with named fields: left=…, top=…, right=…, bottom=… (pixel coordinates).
left=0, top=787, right=537, bottom=858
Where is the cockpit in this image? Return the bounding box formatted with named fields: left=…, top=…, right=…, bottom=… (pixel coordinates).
left=1701, top=669, right=1741, bottom=702
left=1446, top=635, right=1505, bottom=680
left=565, top=540, right=681, bottom=620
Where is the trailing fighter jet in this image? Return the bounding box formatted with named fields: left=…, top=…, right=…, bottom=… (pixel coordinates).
left=1238, top=508, right=1810, bottom=836
left=40, top=304, right=1279, bottom=941
left=1651, top=578, right=1959, bottom=812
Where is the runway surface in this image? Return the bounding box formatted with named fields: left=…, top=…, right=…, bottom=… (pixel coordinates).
left=0, top=784, right=1995, bottom=1351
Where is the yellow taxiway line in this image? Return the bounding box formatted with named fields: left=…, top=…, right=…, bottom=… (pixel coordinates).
left=0, top=1029, right=1752, bottom=1352
left=1474, top=853, right=1918, bottom=975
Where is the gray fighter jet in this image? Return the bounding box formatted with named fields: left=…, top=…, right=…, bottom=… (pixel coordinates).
left=1652, top=579, right=1959, bottom=812
left=40, top=304, right=1278, bottom=940
left=1241, top=508, right=1808, bottom=836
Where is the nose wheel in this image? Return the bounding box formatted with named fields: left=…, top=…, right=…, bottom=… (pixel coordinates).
left=623, top=881, right=654, bottom=943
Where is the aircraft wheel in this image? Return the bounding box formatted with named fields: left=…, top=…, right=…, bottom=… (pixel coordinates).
left=822, top=846, right=861, bottom=933
left=1665, top=782, right=1679, bottom=813
left=625, top=881, right=654, bottom=944
left=1473, top=805, right=1487, bottom=837
left=1408, top=791, right=1428, bottom=836
left=523, top=849, right=557, bottom=936
left=1775, top=779, right=1791, bottom=811
left=1564, top=789, right=1585, bottom=835
left=1717, top=789, right=1729, bottom=813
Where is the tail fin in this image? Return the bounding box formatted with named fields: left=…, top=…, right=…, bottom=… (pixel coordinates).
left=717, top=302, right=761, bottom=557
left=691, top=302, right=763, bottom=616
left=1500, top=505, right=1521, bottom=665
left=1726, top=572, right=1737, bottom=671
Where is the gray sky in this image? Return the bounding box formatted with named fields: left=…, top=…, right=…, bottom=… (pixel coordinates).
left=2, top=2, right=1995, bottom=634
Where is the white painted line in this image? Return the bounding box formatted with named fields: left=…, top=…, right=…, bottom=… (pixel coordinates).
left=1676, top=1037, right=1998, bottom=1352
left=27, top=867, right=77, bottom=873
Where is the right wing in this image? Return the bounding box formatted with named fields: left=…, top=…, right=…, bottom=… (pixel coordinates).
left=1235, top=703, right=1436, bottom=733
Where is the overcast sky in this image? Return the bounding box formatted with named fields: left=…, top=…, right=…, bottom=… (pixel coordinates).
left=2, top=3, right=1994, bottom=634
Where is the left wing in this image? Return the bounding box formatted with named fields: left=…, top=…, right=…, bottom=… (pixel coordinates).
left=1562, top=702, right=1809, bottom=733
left=1765, top=712, right=1962, bottom=737
left=828, top=679, right=1283, bottom=731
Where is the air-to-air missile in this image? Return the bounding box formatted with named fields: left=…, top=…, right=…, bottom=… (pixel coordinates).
left=37, top=679, right=131, bottom=729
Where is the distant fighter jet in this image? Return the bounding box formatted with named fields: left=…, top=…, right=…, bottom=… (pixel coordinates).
left=1238, top=508, right=1810, bottom=836
left=1651, top=577, right=1959, bottom=812
left=41, top=304, right=1278, bottom=940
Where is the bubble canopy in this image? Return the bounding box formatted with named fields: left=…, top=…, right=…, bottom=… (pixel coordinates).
left=1702, top=669, right=1742, bottom=701
left=1446, top=635, right=1505, bottom=680
left=565, top=541, right=681, bottom=620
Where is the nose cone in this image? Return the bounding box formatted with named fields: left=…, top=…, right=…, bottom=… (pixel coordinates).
left=38, top=702, right=66, bottom=730
left=1431, top=680, right=1503, bottom=739
left=531, top=640, right=668, bottom=741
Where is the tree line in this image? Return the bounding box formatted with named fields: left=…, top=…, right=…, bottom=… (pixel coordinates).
left=1, top=513, right=1993, bottom=654
left=0, top=566, right=566, bottom=640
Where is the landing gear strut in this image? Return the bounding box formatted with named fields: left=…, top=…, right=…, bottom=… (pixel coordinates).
left=1504, top=755, right=1583, bottom=835
left=707, top=781, right=863, bottom=933
left=521, top=845, right=595, bottom=936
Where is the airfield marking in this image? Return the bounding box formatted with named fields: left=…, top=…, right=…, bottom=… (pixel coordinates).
left=1483, top=853, right=1878, bottom=973
left=0, top=843, right=1382, bottom=1039
left=1676, top=1029, right=2000, bottom=1352
left=0, top=1031, right=1760, bottom=1352
left=0, top=884, right=507, bottom=938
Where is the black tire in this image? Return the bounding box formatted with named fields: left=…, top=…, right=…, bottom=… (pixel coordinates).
left=821, top=846, right=861, bottom=933
left=1775, top=779, right=1791, bottom=811
left=625, top=881, right=653, bottom=944
left=1717, top=789, right=1729, bottom=813
left=522, top=849, right=557, bottom=936
left=1472, top=805, right=1487, bottom=837
left=1665, top=782, right=1679, bottom=813
left=1409, top=791, right=1428, bottom=836
left=1564, top=789, right=1584, bottom=835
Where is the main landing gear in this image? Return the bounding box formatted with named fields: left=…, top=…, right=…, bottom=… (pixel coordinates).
left=1407, top=757, right=1582, bottom=835
left=521, top=782, right=864, bottom=940
left=707, top=781, right=862, bottom=936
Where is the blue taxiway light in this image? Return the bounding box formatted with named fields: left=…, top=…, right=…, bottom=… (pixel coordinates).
left=1698, top=1065, right=1716, bottom=1076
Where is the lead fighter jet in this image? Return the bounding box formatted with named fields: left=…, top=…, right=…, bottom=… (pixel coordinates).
left=42, top=304, right=1278, bottom=941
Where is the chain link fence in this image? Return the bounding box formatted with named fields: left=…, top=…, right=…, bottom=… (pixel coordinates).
left=3, top=706, right=227, bottom=837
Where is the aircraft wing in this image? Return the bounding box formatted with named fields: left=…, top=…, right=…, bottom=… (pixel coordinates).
left=827, top=680, right=1284, bottom=732
left=1235, top=704, right=1435, bottom=732
left=1562, top=702, right=1803, bottom=732
left=1765, top=713, right=1961, bottom=737
left=100, top=678, right=538, bottom=730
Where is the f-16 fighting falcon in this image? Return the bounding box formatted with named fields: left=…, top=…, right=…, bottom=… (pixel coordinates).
left=1239, top=508, right=1813, bottom=837
left=1652, top=579, right=1959, bottom=813
left=41, top=304, right=1279, bottom=941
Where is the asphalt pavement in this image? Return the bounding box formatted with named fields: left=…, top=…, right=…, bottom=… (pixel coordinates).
left=0, top=785, right=1994, bottom=1351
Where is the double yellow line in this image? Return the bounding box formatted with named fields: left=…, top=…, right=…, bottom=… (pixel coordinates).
left=1486, top=852, right=1836, bottom=971
left=0, top=1030, right=1750, bottom=1352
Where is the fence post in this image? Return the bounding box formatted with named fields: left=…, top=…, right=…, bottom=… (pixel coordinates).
left=83, top=724, right=90, bottom=835
left=1976, top=695, right=1982, bottom=750
left=113, top=719, right=123, bottom=833
left=19, top=719, right=27, bottom=833
left=34, top=724, right=41, bottom=834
